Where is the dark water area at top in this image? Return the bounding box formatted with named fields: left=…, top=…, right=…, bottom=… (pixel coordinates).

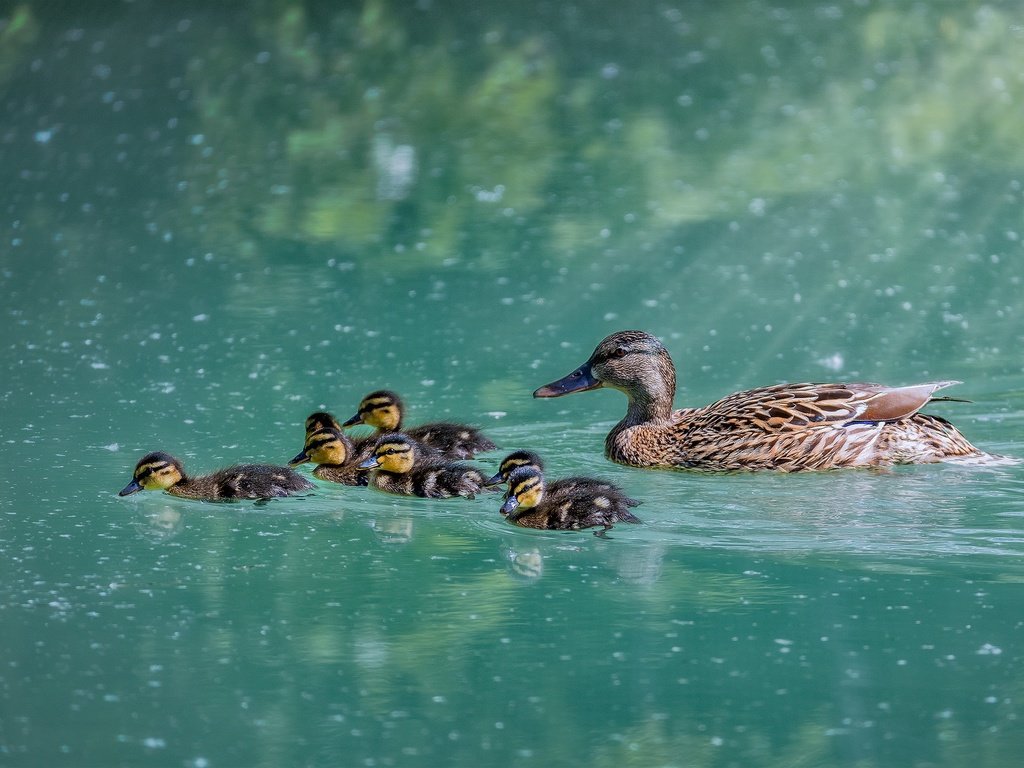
left=2, top=2, right=1024, bottom=766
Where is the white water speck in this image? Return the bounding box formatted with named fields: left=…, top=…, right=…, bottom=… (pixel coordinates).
left=192, top=314, right=209, bottom=322
left=103, top=443, right=119, bottom=452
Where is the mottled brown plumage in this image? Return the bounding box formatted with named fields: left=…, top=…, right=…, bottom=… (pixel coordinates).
left=119, top=451, right=313, bottom=500
left=534, top=330, right=997, bottom=472
left=342, top=390, right=498, bottom=459
left=289, top=427, right=368, bottom=486
left=500, top=466, right=641, bottom=532
left=358, top=433, right=492, bottom=499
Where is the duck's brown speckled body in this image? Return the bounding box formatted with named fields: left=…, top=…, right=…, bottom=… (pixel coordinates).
left=359, top=433, right=492, bottom=499
left=535, top=330, right=998, bottom=472
left=343, top=390, right=497, bottom=460
left=289, top=427, right=368, bottom=486
left=500, top=466, right=641, bottom=532
left=119, top=452, right=313, bottom=500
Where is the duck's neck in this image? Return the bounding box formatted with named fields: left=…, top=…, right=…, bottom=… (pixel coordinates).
left=618, top=377, right=675, bottom=428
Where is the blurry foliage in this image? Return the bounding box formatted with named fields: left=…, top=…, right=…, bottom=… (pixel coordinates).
left=178, top=0, right=1024, bottom=263
left=0, top=5, right=39, bottom=90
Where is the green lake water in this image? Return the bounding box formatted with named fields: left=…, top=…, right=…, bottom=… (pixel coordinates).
left=2, top=2, right=1024, bottom=766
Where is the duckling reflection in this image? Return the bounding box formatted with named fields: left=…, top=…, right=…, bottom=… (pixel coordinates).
left=358, top=433, right=492, bottom=499
left=370, top=517, right=415, bottom=545
left=119, top=451, right=313, bottom=501
left=504, top=545, right=544, bottom=580
left=343, top=389, right=497, bottom=459
left=289, top=427, right=367, bottom=486
left=500, top=466, right=641, bottom=533
left=133, top=505, right=184, bottom=542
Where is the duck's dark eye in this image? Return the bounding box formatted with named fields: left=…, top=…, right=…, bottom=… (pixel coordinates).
left=610, top=347, right=627, bottom=359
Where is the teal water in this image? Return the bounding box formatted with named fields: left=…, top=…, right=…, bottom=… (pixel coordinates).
left=2, top=2, right=1024, bottom=767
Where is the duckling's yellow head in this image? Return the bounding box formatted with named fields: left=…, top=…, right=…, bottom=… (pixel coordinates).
left=305, top=411, right=341, bottom=434
left=290, top=428, right=351, bottom=466
left=119, top=452, right=185, bottom=496
left=343, top=390, right=403, bottom=431
left=486, top=450, right=545, bottom=486
left=500, top=466, right=546, bottom=516
left=359, top=433, right=416, bottom=473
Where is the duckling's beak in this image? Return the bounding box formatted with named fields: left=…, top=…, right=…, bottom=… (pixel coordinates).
left=288, top=450, right=310, bottom=466
left=118, top=479, right=143, bottom=497
left=484, top=471, right=505, bottom=487
left=500, top=496, right=520, bottom=516
left=533, top=361, right=601, bottom=398
left=358, top=456, right=380, bottom=470
left=341, top=413, right=364, bottom=428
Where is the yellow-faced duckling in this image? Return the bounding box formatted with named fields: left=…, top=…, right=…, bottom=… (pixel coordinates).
left=535, top=329, right=1000, bottom=471
left=358, top=433, right=491, bottom=499
left=305, top=411, right=342, bottom=433
left=119, top=451, right=313, bottom=500
left=486, top=450, right=637, bottom=502
left=289, top=427, right=368, bottom=486
left=343, top=389, right=497, bottom=460
left=500, top=466, right=641, bottom=533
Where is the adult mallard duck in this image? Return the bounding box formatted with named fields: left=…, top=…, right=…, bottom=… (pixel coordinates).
left=500, top=466, right=641, bottom=533
left=289, top=427, right=368, bottom=486
left=358, top=433, right=492, bottom=499
left=534, top=329, right=998, bottom=471
left=342, top=390, right=497, bottom=460
left=119, top=451, right=313, bottom=500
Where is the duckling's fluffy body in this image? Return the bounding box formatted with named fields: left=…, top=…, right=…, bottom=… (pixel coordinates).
left=359, top=433, right=491, bottom=499
left=289, top=427, right=368, bottom=486
left=500, top=466, right=641, bottom=532
left=119, top=451, right=313, bottom=500
left=535, top=330, right=996, bottom=472
left=344, top=390, right=497, bottom=460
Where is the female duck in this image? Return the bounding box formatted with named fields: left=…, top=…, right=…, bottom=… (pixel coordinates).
left=358, top=433, right=491, bottom=499
left=119, top=451, right=313, bottom=500
left=500, top=466, right=641, bottom=532
left=534, top=329, right=996, bottom=471
left=289, top=427, right=368, bottom=486
left=342, top=390, right=497, bottom=459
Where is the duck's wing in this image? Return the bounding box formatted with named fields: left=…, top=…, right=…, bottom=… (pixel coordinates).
left=689, top=381, right=963, bottom=433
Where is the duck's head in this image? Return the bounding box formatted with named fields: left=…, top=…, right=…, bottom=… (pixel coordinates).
left=533, top=330, right=676, bottom=412
left=343, top=390, right=403, bottom=431
left=500, top=466, right=546, bottom=516
left=119, top=451, right=185, bottom=496
left=290, top=428, right=351, bottom=466
left=305, top=411, right=341, bottom=434
left=359, top=433, right=416, bottom=473
left=486, top=450, right=545, bottom=487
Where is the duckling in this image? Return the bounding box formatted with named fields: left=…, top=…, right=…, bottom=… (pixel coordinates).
left=289, top=427, right=368, bottom=486
left=305, top=411, right=342, bottom=433
left=342, top=389, right=497, bottom=459
left=358, top=433, right=491, bottom=499
left=500, top=466, right=641, bottom=532
left=535, top=329, right=1001, bottom=471
left=118, top=451, right=313, bottom=500
left=486, top=450, right=640, bottom=506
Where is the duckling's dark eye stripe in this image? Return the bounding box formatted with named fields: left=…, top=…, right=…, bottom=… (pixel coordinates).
left=136, top=461, right=171, bottom=480
left=306, top=435, right=335, bottom=450
left=514, top=479, right=541, bottom=495
left=378, top=446, right=410, bottom=456
left=361, top=398, right=394, bottom=414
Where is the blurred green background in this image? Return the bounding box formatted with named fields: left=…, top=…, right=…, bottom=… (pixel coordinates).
left=2, top=2, right=1023, bottom=767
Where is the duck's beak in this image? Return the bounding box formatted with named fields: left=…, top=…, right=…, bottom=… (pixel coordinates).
left=341, top=413, right=363, bottom=428
left=533, top=361, right=601, bottom=398
left=288, top=450, right=310, bottom=466
left=500, top=495, right=520, bottom=516
left=358, top=456, right=380, bottom=470
left=118, top=479, right=143, bottom=497
left=484, top=471, right=504, bottom=487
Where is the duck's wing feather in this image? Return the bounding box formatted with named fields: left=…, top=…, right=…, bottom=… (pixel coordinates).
left=688, top=381, right=962, bottom=434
